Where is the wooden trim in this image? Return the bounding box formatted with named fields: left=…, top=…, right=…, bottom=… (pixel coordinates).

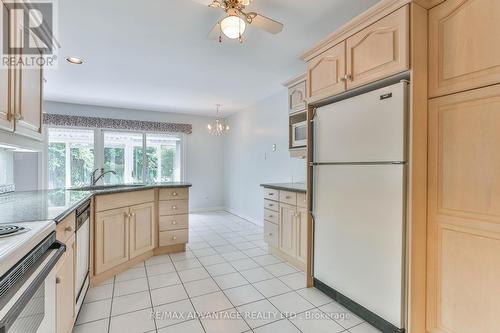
left=300, top=0, right=412, bottom=61
left=154, top=243, right=186, bottom=255
left=407, top=3, right=428, bottom=333
left=282, top=73, right=307, bottom=88
left=306, top=105, right=314, bottom=287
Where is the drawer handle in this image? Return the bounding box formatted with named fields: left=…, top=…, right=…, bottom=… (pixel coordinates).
left=172, top=236, right=177, bottom=240
left=172, top=205, right=178, bottom=210
left=172, top=192, right=178, bottom=196
left=269, top=215, right=273, bottom=218
left=130, top=213, right=136, bottom=217
left=268, top=233, right=273, bottom=236
left=56, top=277, right=62, bottom=284
left=286, top=196, right=291, bottom=199
left=64, top=226, right=73, bottom=232
left=172, top=221, right=177, bottom=225
left=269, top=204, right=274, bottom=207
left=268, top=193, right=274, bottom=196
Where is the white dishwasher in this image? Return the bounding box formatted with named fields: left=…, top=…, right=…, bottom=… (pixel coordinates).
left=75, top=200, right=90, bottom=316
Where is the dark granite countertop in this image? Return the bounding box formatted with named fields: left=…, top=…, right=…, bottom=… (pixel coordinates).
left=260, top=182, right=307, bottom=193
left=0, top=182, right=192, bottom=224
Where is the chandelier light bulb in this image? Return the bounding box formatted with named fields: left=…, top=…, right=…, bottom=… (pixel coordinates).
left=220, top=15, right=246, bottom=39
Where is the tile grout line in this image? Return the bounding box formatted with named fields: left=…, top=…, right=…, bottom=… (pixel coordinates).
left=106, top=276, right=115, bottom=333
left=143, top=261, right=158, bottom=332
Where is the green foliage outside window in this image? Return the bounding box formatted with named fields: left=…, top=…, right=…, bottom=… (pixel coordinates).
left=48, top=143, right=66, bottom=189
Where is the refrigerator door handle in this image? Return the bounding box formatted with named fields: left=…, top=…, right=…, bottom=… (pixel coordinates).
left=310, top=211, right=316, bottom=277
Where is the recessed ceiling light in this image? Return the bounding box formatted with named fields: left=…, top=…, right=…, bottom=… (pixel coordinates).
left=66, top=56, right=84, bottom=65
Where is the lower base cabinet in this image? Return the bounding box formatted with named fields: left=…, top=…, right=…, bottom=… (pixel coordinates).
left=56, top=234, right=75, bottom=333
left=262, top=188, right=308, bottom=270
left=130, top=202, right=156, bottom=259
left=95, top=207, right=130, bottom=275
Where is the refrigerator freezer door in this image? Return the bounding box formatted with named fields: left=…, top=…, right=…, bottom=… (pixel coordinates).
left=314, top=82, right=407, bottom=163
left=313, top=164, right=405, bottom=328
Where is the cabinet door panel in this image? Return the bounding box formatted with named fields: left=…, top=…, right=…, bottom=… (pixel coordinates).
left=289, top=80, right=307, bottom=114
left=130, top=202, right=155, bottom=259
left=296, top=207, right=308, bottom=265
left=279, top=203, right=297, bottom=257
left=427, top=85, right=500, bottom=333
left=15, top=61, right=43, bottom=140
left=56, top=235, right=75, bottom=333
left=307, top=42, right=346, bottom=102
left=346, top=5, right=409, bottom=89
left=0, top=3, right=13, bottom=132
left=429, top=0, right=500, bottom=97
left=95, top=208, right=129, bottom=274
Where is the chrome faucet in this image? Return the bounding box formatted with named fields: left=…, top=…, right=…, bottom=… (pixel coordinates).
left=91, top=168, right=116, bottom=185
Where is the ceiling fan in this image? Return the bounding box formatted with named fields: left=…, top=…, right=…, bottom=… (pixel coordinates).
left=194, top=0, right=284, bottom=43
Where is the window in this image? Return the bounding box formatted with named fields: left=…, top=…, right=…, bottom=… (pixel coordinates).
left=46, top=127, right=184, bottom=188
left=47, top=128, right=95, bottom=189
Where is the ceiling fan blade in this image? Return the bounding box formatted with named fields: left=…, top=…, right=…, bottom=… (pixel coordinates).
left=248, top=13, right=283, bottom=34
left=191, top=0, right=221, bottom=7
left=207, top=21, right=221, bottom=40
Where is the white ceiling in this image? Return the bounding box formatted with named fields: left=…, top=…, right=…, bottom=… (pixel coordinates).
left=44, top=0, right=379, bottom=116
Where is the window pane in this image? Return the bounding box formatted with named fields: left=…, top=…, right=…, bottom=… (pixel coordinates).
left=103, top=131, right=143, bottom=184
left=47, top=128, right=94, bottom=189
left=146, top=133, right=181, bottom=183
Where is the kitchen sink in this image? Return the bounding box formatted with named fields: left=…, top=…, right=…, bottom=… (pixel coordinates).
left=69, top=184, right=146, bottom=191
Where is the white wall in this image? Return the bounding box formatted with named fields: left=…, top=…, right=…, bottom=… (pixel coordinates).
left=223, top=91, right=307, bottom=225
left=14, top=152, right=40, bottom=191
left=0, top=149, right=14, bottom=185
left=44, top=101, right=225, bottom=211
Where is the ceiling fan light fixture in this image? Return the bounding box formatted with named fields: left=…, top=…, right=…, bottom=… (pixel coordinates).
left=220, top=14, right=246, bottom=39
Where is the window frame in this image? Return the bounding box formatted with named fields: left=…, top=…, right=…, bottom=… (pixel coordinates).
left=44, top=125, right=187, bottom=188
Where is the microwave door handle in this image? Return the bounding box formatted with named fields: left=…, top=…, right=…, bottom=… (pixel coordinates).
left=0, top=243, right=65, bottom=332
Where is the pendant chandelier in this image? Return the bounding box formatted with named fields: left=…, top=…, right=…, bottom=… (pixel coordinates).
left=207, top=104, right=229, bottom=135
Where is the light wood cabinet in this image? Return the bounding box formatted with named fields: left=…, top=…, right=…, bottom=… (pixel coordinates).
left=129, top=202, right=155, bottom=259
left=0, top=68, right=13, bottom=132
left=429, top=0, right=500, bottom=98
left=288, top=79, right=307, bottom=114
left=278, top=203, right=297, bottom=258
left=296, top=207, right=308, bottom=265
left=427, top=84, right=500, bottom=333
left=307, top=42, right=346, bottom=102
left=262, top=187, right=307, bottom=270
left=56, top=234, right=75, bottom=333
left=346, top=6, right=409, bottom=89
left=95, top=207, right=130, bottom=275
left=14, top=61, right=43, bottom=140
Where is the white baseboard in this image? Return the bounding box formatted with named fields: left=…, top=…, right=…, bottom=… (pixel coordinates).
left=223, top=207, right=262, bottom=226
left=189, top=206, right=225, bottom=213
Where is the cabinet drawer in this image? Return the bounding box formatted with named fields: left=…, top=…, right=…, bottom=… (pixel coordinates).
left=264, top=199, right=278, bottom=212
left=159, top=200, right=188, bottom=216
left=263, top=188, right=279, bottom=201
left=297, top=193, right=307, bottom=208
left=159, top=188, right=189, bottom=200
left=159, top=214, right=189, bottom=231
left=264, top=222, right=278, bottom=248
left=264, top=209, right=278, bottom=225
left=56, top=212, right=76, bottom=244
left=95, top=190, right=154, bottom=212
left=279, top=191, right=297, bottom=206
left=159, top=229, right=188, bottom=247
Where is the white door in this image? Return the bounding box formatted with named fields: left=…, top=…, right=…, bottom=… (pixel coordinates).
left=314, top=81, right=407, bottom=163
left=313, top=164, right=405, bottom=328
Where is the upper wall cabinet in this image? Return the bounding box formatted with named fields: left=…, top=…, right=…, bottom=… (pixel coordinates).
left=429, top=0, right=500, bottom=97
left=306, top=42, right=346, bottom=102
left=0, top=3, right=44, bottom=141
left=346, top=5, right=409, bottom=90
left=304, top=5, right=409, bottom=104
left=288, top=79, right=307, bottom=114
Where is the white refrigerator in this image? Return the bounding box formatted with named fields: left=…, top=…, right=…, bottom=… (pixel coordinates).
left=313, top=81, right=408, bottom=330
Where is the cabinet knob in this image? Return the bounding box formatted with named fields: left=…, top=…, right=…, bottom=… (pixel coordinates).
left=56, top=277, right=62, bottom=284
left=131, top=213, right=136, bottom=217
left=172, top=236, right=177, bottom=240
left=172, top=205, right=178, bottom=210
left=268, top=192, right=274, bottom=196
left=345, top=74, right=353, bottom=81
left=269, top=215, right=273, bottom=218
left=269, top=204, right=274, bottom=207
left=172, top=192, right=178, bottom=196
left=172, top=221, right=177, bottom=225
left=124, top=212, right=129, bottom=218
left=286, top=196, right=291, bottom=199
left=14, top=113, right=23, bottom=121
left=64, top=226, right=73, bottom=232
left=268, top=233, right=273, bottom=236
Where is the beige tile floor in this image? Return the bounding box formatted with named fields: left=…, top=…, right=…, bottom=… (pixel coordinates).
left=72, top=211, right=382, bottom=333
